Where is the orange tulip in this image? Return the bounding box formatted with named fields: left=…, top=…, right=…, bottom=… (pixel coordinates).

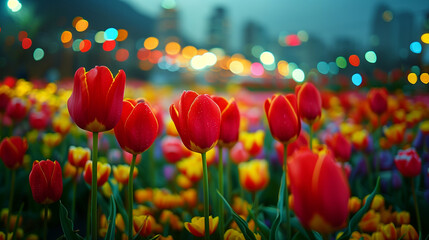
left=114, top=99, right=158, bottom=155
left=184, top=216, right=218, bottom=237
left=211, top=96, right=240, bottom=148
left=288, top=149, right=350, bottom=233
left=133, top=215, right=153, bottom=237
left=358, top=209, right=380, bottom=232
left=63, top=162, right=81, bottom=181
left=367, top=88, right=388, bottom=115
left=29, top=160, right=63, bottom=204
left=400, top=224, right=418, bottom=240
left=264, top=94, right=301, bottom=144
left=170, top=90, right=221, bottom=153
left=68, top=146, right=90, bottom=168
left=295, top=82, right=322, bottom=124
left=67, top=66, right=126, bottom=132
left=0, top=137, right=28, bottom=169
left=113, top=164, right=138, bottom=184
left=238, top=160, right=270, bottom=192
left=83, top=161, right=111, bottom=187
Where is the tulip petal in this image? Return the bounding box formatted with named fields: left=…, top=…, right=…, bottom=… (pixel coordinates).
left=267, top=95, right=300, bottom=144
left=219, top=100, right=240, bottom=147
left=68, top=67, right=90, bottom=130
left=187, top=94, right=221, bottom=153
left=114, top=100, right=136, bottom=152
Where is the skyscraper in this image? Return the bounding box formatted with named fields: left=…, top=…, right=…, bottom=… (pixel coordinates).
left=207, top=7, right=230, bottom=53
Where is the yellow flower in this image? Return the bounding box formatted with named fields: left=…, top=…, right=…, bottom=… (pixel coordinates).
left=395, top=211, right=410, bottom=225
left=380, top=223, right=397, bottom=240
left=348, top=196, right=362, bottom=214
left=113, top=164, right=138, bottom=184
left=238, top=159, right=269, bottom=192
left=399, top=224, right=418, bottom=240
left=359, top=209, right=380, bottom=233
left=239, top=130, right=264, bottom=156
left=184, top=216, right=218, bottom=237
left=224, top=228, right=261, bottom=240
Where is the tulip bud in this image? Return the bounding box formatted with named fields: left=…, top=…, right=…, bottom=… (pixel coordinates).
left=394, top=148, right=421, bottom=177
left=367, top=88, right=388, bottom=115
left=68, top=146, right=91, bottom=168
left=83, top=160, right=111, bottom=187
left=184, top=216, right=218, bottom=237
left=113, top=164, right=138, bottom=184
left=295, top=82, right=322, bottom=124
left=238, top=160, right=270, bottom=192
left=29, top=160, right=63, bottom=204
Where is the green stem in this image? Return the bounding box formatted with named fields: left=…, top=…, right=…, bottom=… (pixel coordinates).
left=6, top=170, right=16, bottom=239
left=309, top=124, right=313, bottom=151
left=71, top=180, right=77, bottom=221
left=91, top=132, right=99, bottom=240
left=411, top=178, right=422, bottom=237
left=252, top=192, right=258, bottom=232
left=218, top=147, right=224, bottom=238
left=201, top=152, right=210, bottom=240
left=128, top=154, right=137, bottom=240
left=86, top=197, right=91, bottom=237
left=375, top=118, right=381, bottom=179
left=226, top=149, right=232, bottom=202
left=43, top=205, right=48, bottom=240
left=283, top=144, right=291, bottom=240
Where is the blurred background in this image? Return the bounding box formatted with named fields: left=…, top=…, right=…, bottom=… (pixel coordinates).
left=0, top=0, right=428, bottom=90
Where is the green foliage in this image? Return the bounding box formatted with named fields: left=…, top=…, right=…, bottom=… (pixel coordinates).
left=59, top=201, right=84, bottom=240
left=105, top=196, right=117, bottom=240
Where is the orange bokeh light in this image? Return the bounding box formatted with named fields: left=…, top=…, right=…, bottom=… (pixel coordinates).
left=144, top=37, right=159, bottom=50
left=61, top=31, right=72, bottom=43
left=165, top=42, right=181, bottom=55
left=349, top=55, right=360, bottom=67
left=75, top=19, right=89, bottom=32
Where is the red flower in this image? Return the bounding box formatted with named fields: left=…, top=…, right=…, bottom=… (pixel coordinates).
left=29, top=110, right=49, bottom=130
left=394, top=148, right=421, bottom=177
left=29, top=160, right=63, bottom=204
left=367, top=88, right=388, bottom=115
left=275, top=132, right=309, bottom=164
left=325, top=132, right=351, bottom=162
left=295, top=83, right=322, bottom=124
left=211, top=96, right=240, bottom=148
left=83, top=161, right=111, bottom=187
left=288, top=149, right=350, bottom=233
left=0, top=137, right=28, bottom=169
left=67, top=66, right=126, bottom=132
left=114, top=99, right=159, bottom=155
left=161, top=136, right=190, bottom=164
left=265, top=94, right=301, bottom=144
left=170, top=90, right=221, bottom=153
left=6, top=97, right=28, bottom=121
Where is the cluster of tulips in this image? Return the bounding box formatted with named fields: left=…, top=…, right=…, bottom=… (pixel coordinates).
left=0, top=65, right=428, bottom=240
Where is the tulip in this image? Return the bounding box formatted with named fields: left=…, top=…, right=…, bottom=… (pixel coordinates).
left=380, top=223, right=397, bottom=240
left=348, top=196, right=362, bottom=214
left=230, top=142, right=250, bottom=164
left=123, top=151, right=142, bottom=165
left=224, top=228, right=261, bottom=240
left=288, top=149, right=350, bottom=233
left=325, top=132, right=351, bottom=162
left=184, top=216, right=218, bottom=237
left=29, top=160, right=63, bottom=204
left=211, top=96, right=240, bottom=148
left=180, top=188, right=198, bottom=209
left=396, top=211, right=410, bottom=225
left=29, top=110, right=49, bottom=130
left=367, top=88, right=388, bottom=115
left=161, top=136, right=190, bottom=164
left=400, top=224, right=419, bottom=240
left=170, top=90, right=221, bottom=153
left=133, top=215, right=153, bottom=237
left=114, top=99, right=158, bottom=155
left=52, top=114, right=72, bottom=136
left=295, top=82, right=322, bottom=124
left=358, top=209, right=380, bottom=233
left=0, top=85, right=11, bottom=112
left=238, top=160, right=270, bottom=193
left=6, top=97, right=28, bottom=122
left=68, top=146, right=91, bottom=168
left=170, top=90, right=221, bottom=239
left=0, top=137, right=28, bottom=170
left=239, top=130, right=264, bottom=157
left=83, top=161, right=111, bottom=187
left=63, top=162, right=81, bottom=181
left=264, top=94, right=301, bottom=144
left=394, top=148, right=421, bottom=177
left=113, top=164, right=138, bottom=184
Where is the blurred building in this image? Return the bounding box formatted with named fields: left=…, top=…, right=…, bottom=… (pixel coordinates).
left=207, top=7, right=230, bottom=53
left=242, top=21, right=269, bottom=60
left=155, top=0, right=180, bottom=47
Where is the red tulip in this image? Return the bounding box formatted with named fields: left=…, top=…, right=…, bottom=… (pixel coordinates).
left=67, top=66, right=126, bottom=132
left=0, top=85, right=11, bottom=112
left=170, top=90, right=221, bottom=153
left=29, top=110, right=49, bottom=130
left=211, top=96, right=240, bottom=148
left=29, top=160, right=63, bottom=204
left=229, top=142, right=250, bottom=164
left=161, top=136, right=190, bottom=164
left=367, top=88, right=388, bottom=115
left=394, top=148, right=421, bottom=177
left=6, top=97, right=28, bottom=121
left=325, top=132, right=351, bottom=162
left=295, top=83, right=322, bottom=124
left=114, top=99, right=159, bottom=155
left=0, top=137, right=28, bottom=169
left=265, top=94, right=301, bottom=144
left=288, top=149, right=350, bottom=233
left=83, top=161, right=111, bottom=187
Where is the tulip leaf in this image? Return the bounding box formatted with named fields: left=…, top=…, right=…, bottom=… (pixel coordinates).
left=312, top=231, right=323, bottom=240
left=290, top=217, right=312, bottom=240
left=109, top=179, right=129, bottom=228
left=270, top=172, right=285, bottom=240
left=337, top=177, right=380, bottom=240
left=105, top=196, right=116, bottom=240
left=59, top=201, right=84, bottom=240
left=217, top=190, right=257, bottom=240
left=247, top=206, right=269, bottom=240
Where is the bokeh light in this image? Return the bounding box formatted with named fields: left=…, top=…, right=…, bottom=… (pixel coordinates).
left=317, top=61, right=329, bottom=74
left=79, top=40, right=92, bottom=52
left=115, top=49, right=129, bottom=62
left=365, top=51, right=377, bottom=63
left=144, top=37, right=159, bottom=50
left=285, top=34, right=301, bottom=46
left=116, top=29, right=128, bottom=42
left=104, top=28, right=118, bottom=41
left=94, top=31, right=105, bottom=43
left=165, top=42, right=181, bottom=55
left=72, top=17, right=83, bottom=28
left=75, top=19, right=89, bottom=32
left=328, top=62, right=339, bottom=75
left=202, top=52, right=217, bottom=66
left=420, top=73, right=429, bottom=84
left=162, top=0, right=176, bottom=9
left=251, top=45, right=264, bottom=58
left=260, top=51, right=275, bottom=65
left=251, top=62, right=264, bottom=76
left=33, top=48, right=44, bottom=61
left=277, top=60, right=289, bottom=76
left=297, top=30, right=309, bottom=42
left=229, top=60, right=244, bottom=74
left=411, top=65, right=420, bottom=75
left=382, top=10, right=393, bottom=22
left=61, top=31, right=72, bottom=43
left=72, top=39, right=82, bottom=52
left=336, top=56, right=347, bottom=69
left=18, top=31, right=27, bottom=41
left=422, top=33, right=429, bottom=44
left=102, top=40, right=116, bottom=51
left=148, top=50, right=162, bottom=64
left=407, top=73, right=417, bottom=84
left=352, top=73, right=362, bottom=86
left=22, top=38, right=32, bottom=49
left=190, top=55, right=205, bottom=70
left=349, top=55, right=360, bottom=67
left=264, top=63, right=276, bottom=71
left=410, top=42, right=422, bottom=54
left=182, top=46, right=197, bottom=59
left=137, top=48, right=151, bottom=60
left=292, top=69, right=305, bottom=82
left=7, top=0, right=22, bottom=12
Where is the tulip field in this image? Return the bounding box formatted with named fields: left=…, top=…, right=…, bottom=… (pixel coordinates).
left=0, top=66, right=429, bottom=240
